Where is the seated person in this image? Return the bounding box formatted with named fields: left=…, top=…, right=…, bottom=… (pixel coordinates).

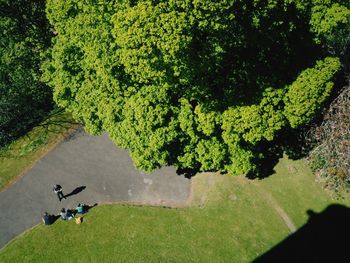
left=60, top=208, right=74, bottom=220
left=42, top=212, right=51, bottom=225
left=76, top=203, right=86, bottom=214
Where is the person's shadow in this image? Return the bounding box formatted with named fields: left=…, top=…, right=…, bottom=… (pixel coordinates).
left=48, top=214, right=60, bottom=225
left=85, top=203, right=98, bottom=212
left=64, top=186, right=86, bottom=198
left=254, top=204, right=350, bottom=263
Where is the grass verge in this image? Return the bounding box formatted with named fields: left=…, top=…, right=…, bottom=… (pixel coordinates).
left=255, top=156, right=350, bottom=228
left=0, top=110, right=77, bottom=191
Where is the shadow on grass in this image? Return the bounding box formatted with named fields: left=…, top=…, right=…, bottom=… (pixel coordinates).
left=247, top=126, right=313, bottom=180
left=45, top=214, right=60, bottom=225
left=254, top=204, right=350, bottom=263
left=85, top=203, right=98, bottom=212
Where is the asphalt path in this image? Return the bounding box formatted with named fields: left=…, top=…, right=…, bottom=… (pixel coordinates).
left=0, top=128, right=190, bottom=248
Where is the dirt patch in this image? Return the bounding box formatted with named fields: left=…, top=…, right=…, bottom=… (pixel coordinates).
left=287, top=164, right=297, bottom=173
left=189, top=172, right=220, bottom=207
left=229, top=194, right=237, bottom=201
left=252, top=182, right=297, bottom=233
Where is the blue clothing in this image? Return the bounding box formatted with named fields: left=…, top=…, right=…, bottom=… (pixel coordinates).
left=61, top=211, right=73, bottom=220
left=60, top=212, right=68, bottom=220
left=43, top=214, right=51, bottom=225
left=76, top=205, right=85, bottom=214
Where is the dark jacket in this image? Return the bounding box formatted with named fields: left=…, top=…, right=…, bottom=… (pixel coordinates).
left=42, top=213, right=51, bottom=225
left=53, top=184, right=62, bottom=193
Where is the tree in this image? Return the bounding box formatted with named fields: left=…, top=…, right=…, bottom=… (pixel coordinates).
left=310, top=0, right=350, bottom=56
left=44, top=0, right=343, bottom=175
left=0, top=0, right=53, bottom=147
left=284, top=57, right=341, bottom=128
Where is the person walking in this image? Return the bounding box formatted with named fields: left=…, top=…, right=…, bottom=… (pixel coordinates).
left=53, top=184, right=66, bottom=201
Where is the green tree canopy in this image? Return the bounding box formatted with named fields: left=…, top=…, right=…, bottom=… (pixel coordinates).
left=310, top=0, right=350, bottom=56
left=44, top=0, right=345, bottom=175
left=0, top=0, right=53, bottom=146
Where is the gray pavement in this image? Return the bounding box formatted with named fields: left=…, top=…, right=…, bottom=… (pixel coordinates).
left=0, top=128, right=190, bottom=248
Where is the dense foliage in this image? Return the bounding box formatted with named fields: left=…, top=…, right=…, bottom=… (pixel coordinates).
left=0, top=0, right=53, bottom=147
left=44, top=0, right=348, bottom=175
left=310, top=0, right=350, bottom=56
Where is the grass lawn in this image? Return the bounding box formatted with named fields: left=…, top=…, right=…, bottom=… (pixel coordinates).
left=1, top=156, right=348, bottom=262
left=0, top=111, right=77, bottom=191
left=255, top=157, right=350, bottom=228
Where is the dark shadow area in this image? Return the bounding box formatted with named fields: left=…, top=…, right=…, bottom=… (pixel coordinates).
left=67, top=209, right=77, bottom=217
left=184, top=1, right=321, bottom=111
left=176, top=167, right=198, bottom=179
left=64, top=186, right=86, bottom=198
left=273, top=73, right=348, bottom=163
left=43, top=214, right=60, bottom=225
left=247, top=120, right=328, bottom=180
left=85, top=203, right=98, bottom=212
left=49, top=214, right=60, bottom=225
left=278, top=128, right=313, bottom=161
left=247, top=143, right=284, bottom=179
left=248, top=77, right=348, bottom=180
left=254, top=204, right=350, bottom=263
left=0, top=0, right=54, bottom=149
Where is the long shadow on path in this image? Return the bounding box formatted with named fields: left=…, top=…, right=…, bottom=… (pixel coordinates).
left=64, top=186, right=86, bottom=199
left=254, top=204, right=350, bottom=263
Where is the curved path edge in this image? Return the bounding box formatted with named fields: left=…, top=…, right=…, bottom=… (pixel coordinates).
left=0, top=128, right=191, bottom=248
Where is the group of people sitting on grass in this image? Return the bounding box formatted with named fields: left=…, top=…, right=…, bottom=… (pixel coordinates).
left=42, top=203, right=87, bottom=225
left=60, top=203, right=87, bottom=220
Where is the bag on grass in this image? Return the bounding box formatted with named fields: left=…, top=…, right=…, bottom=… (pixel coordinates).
left=75, top=217, right=83, bottom=224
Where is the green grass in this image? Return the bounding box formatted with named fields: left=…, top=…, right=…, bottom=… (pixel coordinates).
left=256, top=157, right=350, bottom=227
left=0, top=111, right=76, bottom=191
left=1, top=156, right=349, bottom=262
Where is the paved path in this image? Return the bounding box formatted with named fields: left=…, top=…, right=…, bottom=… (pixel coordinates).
left=0, top=128, right=190, bottom=248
